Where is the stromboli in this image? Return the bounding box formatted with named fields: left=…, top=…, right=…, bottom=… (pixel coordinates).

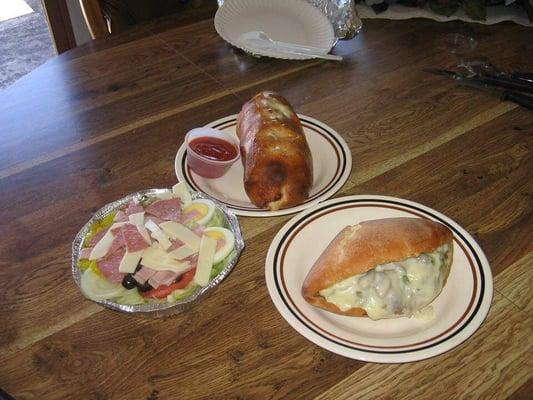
left=236, top=91, right=313, bottom=211
left=302, top=217, right=454, bottom=320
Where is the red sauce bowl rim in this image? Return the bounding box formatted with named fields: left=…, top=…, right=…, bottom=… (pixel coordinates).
left=185, top=127, right=240, bottom=165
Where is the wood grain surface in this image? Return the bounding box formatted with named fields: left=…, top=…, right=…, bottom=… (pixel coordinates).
left=0, top=13, right=531, bottom=400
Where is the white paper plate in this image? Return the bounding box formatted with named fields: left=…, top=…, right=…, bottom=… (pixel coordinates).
left=265, top=195, right=493, bottom=363
left=175, top=114, right=351, bottom=217
left=215, top=0, right=335, bottom=60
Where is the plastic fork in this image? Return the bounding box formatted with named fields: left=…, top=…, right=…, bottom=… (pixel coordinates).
left=239, top=30, right=343, bottom=61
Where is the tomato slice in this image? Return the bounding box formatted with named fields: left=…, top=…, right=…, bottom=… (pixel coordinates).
left=142, top=268, right=196, bottom=299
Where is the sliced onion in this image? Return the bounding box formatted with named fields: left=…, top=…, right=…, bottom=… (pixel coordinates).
left=81, top=268, right=126, bottom=301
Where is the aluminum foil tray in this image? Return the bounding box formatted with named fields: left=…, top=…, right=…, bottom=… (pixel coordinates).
left=72, top=188, right=245, bottom=317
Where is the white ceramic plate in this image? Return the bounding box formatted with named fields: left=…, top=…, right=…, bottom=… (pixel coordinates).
left=214, top=0, right=335, bottom=60
left=265, top=195, right=493, bottom=363
left=175, top=114, right=351, bottom=217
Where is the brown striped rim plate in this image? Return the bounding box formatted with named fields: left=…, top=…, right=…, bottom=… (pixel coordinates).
left=265, top=195, right=493, bottom=363
left=175, top=114, right=352, bottom=217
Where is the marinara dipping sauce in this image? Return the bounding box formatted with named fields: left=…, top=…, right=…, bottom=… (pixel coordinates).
left=189, top=137, right=238, bottom=161
left=185, top=127, right=240, bottom=178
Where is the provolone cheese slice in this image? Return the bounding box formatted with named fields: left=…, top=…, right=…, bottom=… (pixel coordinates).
left=140, top=257, right=191, bottom=273
left=128, top=212, right=144, bottom=226
left=168, top=245, right=195, bottom=260
left=141, top=245, right=191, bottom=272
left=159, top=221, right=200, bottom=251
left=128, top=212, right=151, bottom=244
left=151, top=232, right=172, bottom=250
left=193, top=235, right=217, bottom=286
left=119, top=250, right=144, bottom=273
left=145, top=220, right=172, bottom=250
left=88, top=222, right=126, bottom=260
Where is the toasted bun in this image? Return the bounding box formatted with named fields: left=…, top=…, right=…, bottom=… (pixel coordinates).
left=236, top=91, right=313, bottom=211
left=302, top=217, right=453, bottom=316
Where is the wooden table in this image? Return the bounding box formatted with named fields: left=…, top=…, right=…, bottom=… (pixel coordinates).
left=0, top=13, right=531, bottom=400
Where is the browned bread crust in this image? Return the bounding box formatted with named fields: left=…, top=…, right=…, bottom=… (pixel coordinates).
left=302, top=217, right=454, bottom=316
left=236, top=91, right=313, bottom=211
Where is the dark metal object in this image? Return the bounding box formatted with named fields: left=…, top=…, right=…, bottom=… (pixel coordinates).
left=459, top=61, right=533, bottom=84
left=424, top=68, right=533, bottom=111
left=0, top=389, right=16, bottom=400
left=425, top=68, right=533, bottom=94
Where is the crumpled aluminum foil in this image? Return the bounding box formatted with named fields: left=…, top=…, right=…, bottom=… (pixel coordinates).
left=216, top=0, right=362, bottom=40
left=72, top=189, right=245, bottom=317
left=307, top=0, right=362, bottom=39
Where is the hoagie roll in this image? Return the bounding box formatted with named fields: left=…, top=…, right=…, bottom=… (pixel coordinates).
left=302, top=218, right=453, bottom=320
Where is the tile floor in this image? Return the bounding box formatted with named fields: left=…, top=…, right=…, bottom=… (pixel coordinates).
left=0, top=0, right=55, bottom=90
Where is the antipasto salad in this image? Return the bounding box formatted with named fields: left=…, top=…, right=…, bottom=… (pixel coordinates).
left=76, top=183, right=237, bottom=305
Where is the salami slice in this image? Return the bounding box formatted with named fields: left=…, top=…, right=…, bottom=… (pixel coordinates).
left=113, top=210, right=129, bottom=222
left=98, top=247, right=126, bottom=282
left=79, top=247, right=93, bottom=260
left=86, top=228, right=109, bottom=247
left=125, top=201, right=144, bottom=216
left=145, top=198, right=182, bottom=222
left=121, top=225, right=150, bottom=252
left=107, top=227, right=126, bottom=256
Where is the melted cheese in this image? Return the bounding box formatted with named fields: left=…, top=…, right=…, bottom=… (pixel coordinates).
left=260, top=95, right=294, bottom=121
left=319, top=244, right=450, bottom=320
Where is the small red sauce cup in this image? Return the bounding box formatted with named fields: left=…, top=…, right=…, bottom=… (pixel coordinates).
left=185, top=127, right=240, bottom=179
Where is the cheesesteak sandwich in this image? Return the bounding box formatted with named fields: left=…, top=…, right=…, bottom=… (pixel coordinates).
left=302, top=218, right=453, bottom=320
left=236, top=91, right=313, bottom=211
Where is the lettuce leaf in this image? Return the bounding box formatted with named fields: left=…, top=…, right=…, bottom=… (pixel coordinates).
left=166, top=283, right=199, bottom=303
left=210, top=249, right=236, bottom=279
left=114, top=289, right=145, bottom=305
left=205, top=209, right=226, bottom=228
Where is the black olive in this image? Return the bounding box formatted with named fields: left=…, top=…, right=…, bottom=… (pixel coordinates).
left=137, top=281, right=153, bottom=292
left=121, top=274, right=138, bottom=290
